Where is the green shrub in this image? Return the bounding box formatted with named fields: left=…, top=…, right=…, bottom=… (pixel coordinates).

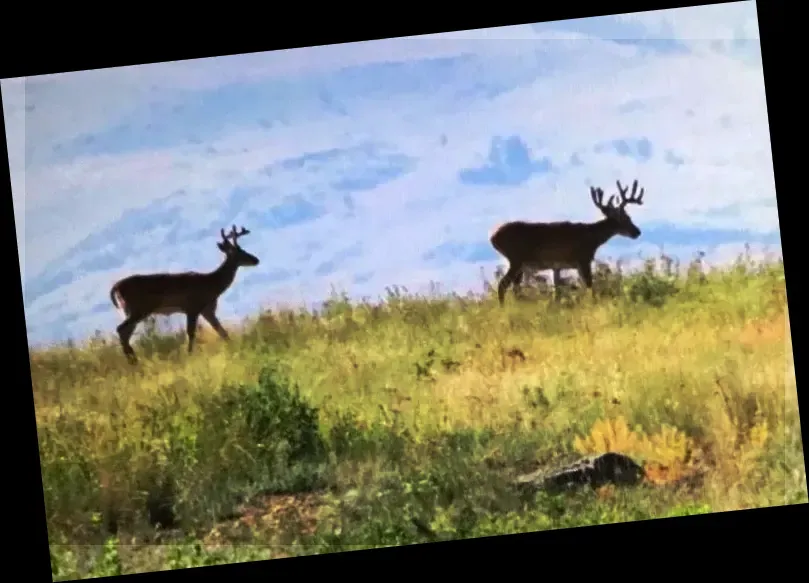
left=197, top=364, right=328, bottom=496
left=624, top=257, right=680, bottom=307
left=327, top=409, right=410, bottom=463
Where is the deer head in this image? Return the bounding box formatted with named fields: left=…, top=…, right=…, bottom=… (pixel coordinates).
left=217, top=225, right=260, bottom=267
left=590, top=179, right=645, bottom=239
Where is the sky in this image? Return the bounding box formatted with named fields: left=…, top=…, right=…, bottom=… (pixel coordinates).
left=2, top=1, right=779, bottom=347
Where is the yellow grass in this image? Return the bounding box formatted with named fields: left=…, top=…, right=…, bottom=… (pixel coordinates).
left=34, top=256, right=805, bottom=579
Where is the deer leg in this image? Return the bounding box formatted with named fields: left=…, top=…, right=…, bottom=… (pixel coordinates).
left=512, top=268, right=525, bottom=300
left=201, top=308, right=230, bottom=342
left=552, top=269, right=563, bottom=302
left=497, top=264, right=521, bottom=306
left=186, top=312, right=200, bottom=353
left=578, top=262, right=595, bottom=300
left=116, top=316, right=142, bottom=364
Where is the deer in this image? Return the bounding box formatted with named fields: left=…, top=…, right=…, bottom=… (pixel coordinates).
left=489, top=179, right=645, bottom=306
left=109, top=225, right=260, bottom=364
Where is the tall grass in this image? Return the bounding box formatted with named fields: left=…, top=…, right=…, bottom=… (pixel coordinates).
left=32, top=252, right=803, bottom=580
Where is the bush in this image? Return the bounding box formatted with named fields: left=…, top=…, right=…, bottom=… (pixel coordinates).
left=327, top=409, right=410, bottom=463
left=198, top=364, right=328, bottom=495
left=38, top=364, right=330, bottom=541
left=624, top=257, right=680, bottom=307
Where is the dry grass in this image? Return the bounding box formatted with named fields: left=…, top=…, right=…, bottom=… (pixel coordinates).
left=34, top=254, right=805, bottom=580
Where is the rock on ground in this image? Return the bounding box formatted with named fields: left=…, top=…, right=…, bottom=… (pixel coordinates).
left=513, top=452, right=645, bottom=494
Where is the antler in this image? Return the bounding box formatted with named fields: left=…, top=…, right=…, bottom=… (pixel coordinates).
left=615, top=180, right=644, bottom=209
left=590, top=185, right=618, bottom=211
left=220, top=225, right=251, bottom=245
left=230, top=225, right=250, bottom=241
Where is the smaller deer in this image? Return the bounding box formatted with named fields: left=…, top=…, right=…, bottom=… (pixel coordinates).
left=489, top=179, right=645, bottom=305
left=109, top=225, right=260, bottom=364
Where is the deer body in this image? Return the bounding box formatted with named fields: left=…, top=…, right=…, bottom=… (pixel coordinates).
left=111, top=268, right=239, bottom=316
left=110, top=226, right=260, bottom=363
left=490, top=180, right=645, bottom=305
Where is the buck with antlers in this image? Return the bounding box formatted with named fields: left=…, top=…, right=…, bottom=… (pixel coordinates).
left=109, top=225, right=260, bottom=363
left=489, top=179, right=645, bottom=305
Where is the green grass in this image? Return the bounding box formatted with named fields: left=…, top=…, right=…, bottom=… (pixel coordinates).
left=32, top=252, right=804, bottom=580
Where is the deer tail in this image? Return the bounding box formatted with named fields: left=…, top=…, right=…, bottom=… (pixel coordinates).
left=489, top=222, right=508, bottom=253
left=110, top=285, right=119, bottom=309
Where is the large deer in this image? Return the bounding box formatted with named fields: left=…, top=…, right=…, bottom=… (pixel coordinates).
left=489, top=179, right=645, bottom=305
left=109, top=225, right=260, bottom=363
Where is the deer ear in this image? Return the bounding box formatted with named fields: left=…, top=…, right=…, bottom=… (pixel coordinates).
left=217, top=242, right=228, bottom=252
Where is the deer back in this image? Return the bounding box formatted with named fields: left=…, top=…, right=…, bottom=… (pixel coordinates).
left=113, top=271, right=223, bottom=315
left=490, top=220, right=609, bottom=263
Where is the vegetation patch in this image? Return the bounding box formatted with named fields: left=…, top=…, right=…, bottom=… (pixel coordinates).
left=33, top=252, right=803, bottom=580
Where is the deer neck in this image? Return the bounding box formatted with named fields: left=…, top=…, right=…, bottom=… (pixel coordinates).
left=588, top=218, right=621, bottom=248
left=208, top=256, right=242, bottom=295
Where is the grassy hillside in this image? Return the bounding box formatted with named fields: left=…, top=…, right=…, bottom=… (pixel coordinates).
left=31, top=252, right=804, bottom=580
